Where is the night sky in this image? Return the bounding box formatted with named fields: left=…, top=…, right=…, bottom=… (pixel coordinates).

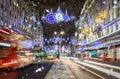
left=26, top=0, right=86, bottom=38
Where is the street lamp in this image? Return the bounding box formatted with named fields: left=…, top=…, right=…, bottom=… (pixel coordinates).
left=60, top=31, right=65, bottom=35
left=54, top=31, right=57, bottom=35
left=54, top=31, right=65, bottom=35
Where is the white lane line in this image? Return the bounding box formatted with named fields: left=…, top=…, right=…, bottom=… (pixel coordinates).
left=61, top=57, right=79, bottom=60
left=69, top=57, right=79, bottom=60
left=84, top=60, right=120, bottom=70
left=74, top=60, right=120, bottom=79
left=79, top=65, right=105, bottom=79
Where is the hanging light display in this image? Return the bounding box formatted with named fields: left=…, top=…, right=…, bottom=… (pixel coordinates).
left=46, top=9, right=55, bottom=24
left=28, top=22, right=32, bottom=29
left=41, top=14, right=46, bottom=21
left=41, top=7, right=71, bottom=24
left=64, top=10, right=70, bottom=22
left=54, top=7, right=64, bottom=23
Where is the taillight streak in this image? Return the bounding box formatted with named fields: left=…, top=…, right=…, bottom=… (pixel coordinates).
left=0, top=29, right=10, bottom=34
left=2, top=61, right=18, bottom=65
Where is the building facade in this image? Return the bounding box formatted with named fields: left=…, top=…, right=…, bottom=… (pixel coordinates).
left=75, top=0, right=120, bottom=60
left=33, top=26, right=43, bottom=49
left=0, top=0, right=43, bottom=50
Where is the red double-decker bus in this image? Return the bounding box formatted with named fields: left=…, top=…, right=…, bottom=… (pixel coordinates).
left=0, top=27, right=19, bottom=69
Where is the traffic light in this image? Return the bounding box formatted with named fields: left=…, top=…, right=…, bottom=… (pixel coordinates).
left=55, top=51, right=60, bottom=59
left=55, top=51, right=59, bottom=55
left=40, top=51, right=45, bottom=56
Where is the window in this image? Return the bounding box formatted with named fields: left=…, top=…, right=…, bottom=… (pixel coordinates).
left=118, top=7, right=120, bottom=16
left=97, top=31, right=101, bottom=38
left=4, top=8, right=7, bottom=16
left=109, top=27, right=113, bottom=33
left=107, top=28, right=109, bottom=34
left=1, top=4, right=3, bottom=13
left=0, top=0, right=2, bottom=3
left=0, top=4, right=2, bottom=13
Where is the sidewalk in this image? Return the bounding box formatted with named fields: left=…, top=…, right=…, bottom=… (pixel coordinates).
left=44, top=59, right=76, bottom=79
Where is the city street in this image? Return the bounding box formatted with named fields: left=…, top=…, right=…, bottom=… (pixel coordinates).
left=0, top=57, right=120, bottom=79
left=0, top=58, right=100, bottom=79
left=45, top=57, right=119, bottom=79
left=0, top=0, right=120, bottom=79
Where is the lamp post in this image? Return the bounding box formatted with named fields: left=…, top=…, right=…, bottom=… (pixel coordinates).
left=54, top=31, right=65, bottom=58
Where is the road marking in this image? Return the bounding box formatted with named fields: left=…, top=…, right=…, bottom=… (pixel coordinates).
left=74, top=60, right=120, bottom=79
left=79, top=65, right=106, bottom=79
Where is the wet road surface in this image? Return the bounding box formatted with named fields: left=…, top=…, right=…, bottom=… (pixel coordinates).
left=0, top=61, right=54, bottom=79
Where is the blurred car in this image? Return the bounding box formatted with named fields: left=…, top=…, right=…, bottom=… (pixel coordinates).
left=0, top=56, right=19, bottom=69
left=17, top=55, right=35, bottom=68
left=47, top=54, right=54, bottom=60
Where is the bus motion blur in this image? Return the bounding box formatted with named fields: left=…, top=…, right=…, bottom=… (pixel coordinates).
left=0, top=27, right=34, bottom=69
left=0, top=27, right=18, bottom=69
